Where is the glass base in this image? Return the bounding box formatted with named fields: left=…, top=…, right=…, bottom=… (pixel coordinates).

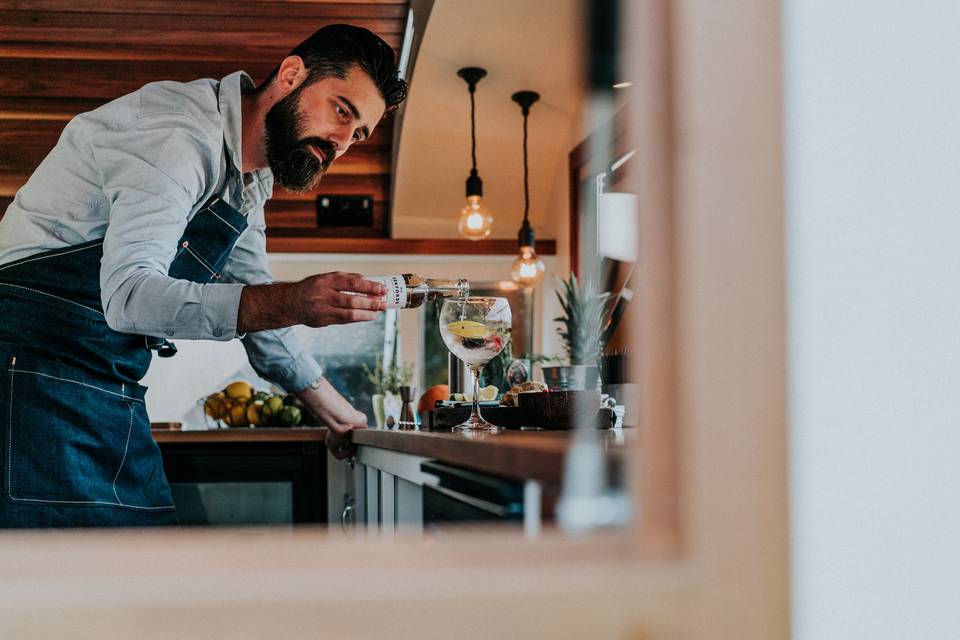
left=452, top=414, right=500, bottom=433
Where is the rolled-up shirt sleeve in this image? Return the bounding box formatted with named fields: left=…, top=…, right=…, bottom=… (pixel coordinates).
left=94, top=107, right=244, bottom=341
left=219, top=205, right=324, bottom=393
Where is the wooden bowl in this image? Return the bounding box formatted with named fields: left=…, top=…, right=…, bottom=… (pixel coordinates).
left=517, top=390, right=602, bottom=430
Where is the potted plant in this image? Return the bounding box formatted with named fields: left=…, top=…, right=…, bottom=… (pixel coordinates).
left=543, top=273, right=613, bottom=391
left=363, top=357, right=414, bottom=428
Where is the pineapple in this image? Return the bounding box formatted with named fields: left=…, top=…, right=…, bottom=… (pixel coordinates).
left=554, top=273, right=613, bottom=365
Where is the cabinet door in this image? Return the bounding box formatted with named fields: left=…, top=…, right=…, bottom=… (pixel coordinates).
left=326, top=452, right=365, bottom=534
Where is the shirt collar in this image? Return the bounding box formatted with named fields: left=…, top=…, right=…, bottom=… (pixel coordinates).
left=217, top=71, right=251, bottom=178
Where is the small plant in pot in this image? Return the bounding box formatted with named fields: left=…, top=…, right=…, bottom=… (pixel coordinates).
left=362, top=357, right=414, bottom=428
left=542, top=273, right=613, bottom=391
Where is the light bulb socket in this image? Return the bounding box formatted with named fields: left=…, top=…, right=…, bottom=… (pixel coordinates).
left=511, top=90, right=540, bottom=115
left=518, top=218, right=536, bottom=248
left=458, top=67, right=487, bottom=92
left=466, top=170, right=483, bottom=198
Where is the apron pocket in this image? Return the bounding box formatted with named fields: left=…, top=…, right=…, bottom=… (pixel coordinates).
left=2, top=351, right=173, bottom=510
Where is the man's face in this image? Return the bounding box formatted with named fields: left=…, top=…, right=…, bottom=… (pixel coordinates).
left=264, top=64, right=387, bottom=192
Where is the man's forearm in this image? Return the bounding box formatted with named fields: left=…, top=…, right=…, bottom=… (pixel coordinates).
left=236, top=271, right=385, bottom=333
left=237, top=281, right=301, bottom=333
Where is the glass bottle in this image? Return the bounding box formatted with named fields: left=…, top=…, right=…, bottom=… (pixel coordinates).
left=365, top=274, right=469, bottom=309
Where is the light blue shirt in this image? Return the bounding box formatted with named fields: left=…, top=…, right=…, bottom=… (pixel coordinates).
left=0, top=71, right=323, bottom=392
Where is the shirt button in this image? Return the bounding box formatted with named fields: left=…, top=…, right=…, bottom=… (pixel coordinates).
left=165, top=329, right=175, bottom=337
left=212, top=327, right=223, bottom=338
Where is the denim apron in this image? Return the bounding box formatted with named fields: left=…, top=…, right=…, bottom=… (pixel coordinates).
left=0, top=196, right=247, bottom=527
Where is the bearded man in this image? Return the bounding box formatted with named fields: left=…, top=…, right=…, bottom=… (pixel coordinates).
left=0, top=24, right=407, bottom=527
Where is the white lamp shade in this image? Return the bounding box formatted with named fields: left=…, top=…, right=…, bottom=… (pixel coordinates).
left=597, top=192, right=638, bottom=262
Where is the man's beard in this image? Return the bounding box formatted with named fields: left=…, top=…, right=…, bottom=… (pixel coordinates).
left=263, top=86, right=335, bottom=193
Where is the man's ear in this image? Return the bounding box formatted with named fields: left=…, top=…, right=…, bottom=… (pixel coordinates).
left=275, top=55, right=307, bottom=95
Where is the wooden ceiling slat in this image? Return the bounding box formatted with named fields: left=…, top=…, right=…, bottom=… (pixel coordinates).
left=1, top=161, right=394, bottom=196
left=0, top=114, right=392, bottom=152
left=0, top=42, right=298, bottom=62
left=273, top=176, right=390, bottom=203
left=0, top=96, right=109, bottom=119
left=266, top=200, right=387, bottom=230
left=0, top=1, right=406, bottom=19
left=0, top=11, right=404, bottom=36
left=0, top=59, right=279, bottom=98
left=0, top=116, right=392, bottom=180
left=0, top=28, right=402, bottom=50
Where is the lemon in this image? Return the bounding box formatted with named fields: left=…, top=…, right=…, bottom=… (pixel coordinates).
left=224, top=380, right=254, bottom=401
left=445, top=320, right=490, bottom=339
left=463, top=385, right=499, bottom=402
left=246, top=402, right=263, bottom=427
left=227, top=402, right=249, bottom=428
left=203, top=392, right=226, bottom=419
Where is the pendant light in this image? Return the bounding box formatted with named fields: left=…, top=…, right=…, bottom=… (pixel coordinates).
left=456, top=67, right=494, bottom=240
left=510, top=90, right=546, bottom=286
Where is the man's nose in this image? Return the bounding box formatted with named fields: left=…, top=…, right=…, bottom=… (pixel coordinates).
left=330, top=126, right=354, bottom=156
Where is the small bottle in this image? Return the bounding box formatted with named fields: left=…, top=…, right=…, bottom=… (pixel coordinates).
left=365, top=274, right=469, bottom=309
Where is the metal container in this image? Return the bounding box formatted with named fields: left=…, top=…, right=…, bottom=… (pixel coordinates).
left=447, top=353, right=473, bottom=395
left=541, top=365, right=600, bottom=391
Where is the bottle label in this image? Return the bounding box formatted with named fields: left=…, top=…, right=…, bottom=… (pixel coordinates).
left=366, top=275, right=407, bottom=308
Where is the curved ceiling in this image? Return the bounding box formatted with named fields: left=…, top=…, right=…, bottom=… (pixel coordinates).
left=391, top=0, right=586, bottom=242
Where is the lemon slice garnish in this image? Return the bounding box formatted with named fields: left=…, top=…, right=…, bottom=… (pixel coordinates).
left=445, top=320, right=491, bottom=339
left=463, top=385, right=499, bottom=403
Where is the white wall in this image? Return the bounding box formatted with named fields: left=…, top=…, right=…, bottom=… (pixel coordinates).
left=784, top=2, right=960, bottom=638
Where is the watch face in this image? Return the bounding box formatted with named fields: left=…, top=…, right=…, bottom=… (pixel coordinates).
left=506, top=359, right=530, bottom=387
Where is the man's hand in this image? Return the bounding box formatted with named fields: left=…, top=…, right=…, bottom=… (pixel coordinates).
left=295, top=377, right=367, bottom=459
left=238, top=272, right=385, bottom=333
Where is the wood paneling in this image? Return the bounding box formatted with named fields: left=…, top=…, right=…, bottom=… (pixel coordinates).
left=264, top=236, right=557, bottom=255
left=0, top=0, right=407, bottom=243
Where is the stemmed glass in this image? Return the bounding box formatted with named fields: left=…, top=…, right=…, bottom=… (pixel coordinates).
left=439, top=297, right=512, bottom=432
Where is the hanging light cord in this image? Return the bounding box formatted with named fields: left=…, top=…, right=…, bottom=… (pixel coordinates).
left=469, top=85, right=478, bottom=173
left=522, top=108, right=530, bottom=222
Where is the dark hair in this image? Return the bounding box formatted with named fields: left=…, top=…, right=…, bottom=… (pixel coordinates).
left=261, top=23, right=408, bottom=114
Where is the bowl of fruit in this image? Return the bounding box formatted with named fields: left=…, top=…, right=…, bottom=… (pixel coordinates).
left=202, top=380, right=305, bottom=428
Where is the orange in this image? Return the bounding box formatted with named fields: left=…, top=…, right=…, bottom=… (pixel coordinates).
left=417, top=384, right=450, bottom=415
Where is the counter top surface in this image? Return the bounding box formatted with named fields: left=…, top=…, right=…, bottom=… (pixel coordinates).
left=151, top=427, right=327, bottom=443
left=151, top=426, right=629, bottom=485
left=352, top=428, right=629, bottom=485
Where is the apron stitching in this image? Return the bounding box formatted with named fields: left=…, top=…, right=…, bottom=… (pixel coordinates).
left=12, top=369, right=144, bottom=402
left=0, top=283, right=105, bottom=317
left=112, top=404, right=134, bottom=506
left=6, top=497, right=175, bottom=510
left=7, top=368, right=173, bottom=510
left=182, top=245, right=220, bottom=279
left=0, top=242, right=103, bottom=273
left=206, top=208, right=241, bottom=234
left=7, top=361, right=15, bottom=501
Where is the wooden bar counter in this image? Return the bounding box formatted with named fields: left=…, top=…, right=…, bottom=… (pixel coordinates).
left=152, top=426, right=629, bottom=487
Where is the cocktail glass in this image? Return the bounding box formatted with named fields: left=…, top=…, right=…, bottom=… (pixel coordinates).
left=439, top=297, right=512, bottom=432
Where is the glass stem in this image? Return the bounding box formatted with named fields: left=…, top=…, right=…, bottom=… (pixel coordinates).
left=470, top=366, right=483, bottom=423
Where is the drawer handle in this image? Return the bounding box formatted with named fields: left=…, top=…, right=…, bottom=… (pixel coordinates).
left=340, top=497, right=355, bottom=533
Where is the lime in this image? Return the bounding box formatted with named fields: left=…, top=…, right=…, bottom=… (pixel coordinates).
left=445, top=320, right=491, bottom=339
left=261, top=395, right=284, bottom=424
left=279, top=405, right=302, bottom=427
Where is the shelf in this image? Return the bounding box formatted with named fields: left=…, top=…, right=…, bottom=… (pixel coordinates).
left=265, top=235, right=557, bottom=255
